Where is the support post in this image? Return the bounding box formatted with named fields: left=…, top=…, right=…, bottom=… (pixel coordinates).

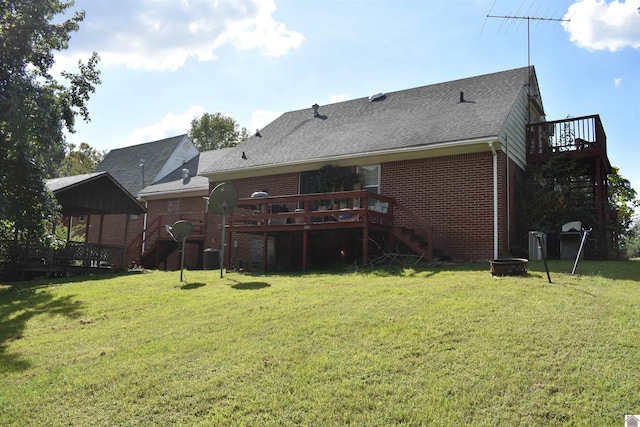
left=262, top=231, right=268, bottom=273
left=362, top=226, right=369, bottom=266
left=122, top=214, right=131, bottom=269
left=303, top=230, right=308, bottom=272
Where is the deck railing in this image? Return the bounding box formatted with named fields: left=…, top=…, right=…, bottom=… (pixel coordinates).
left=0, top=240, right=124, bottom=269
left=227, top=190, right=395, bottom=228
left=527, top=115, right=606, bottom=162
left=125, top=214, right=205, bottom=267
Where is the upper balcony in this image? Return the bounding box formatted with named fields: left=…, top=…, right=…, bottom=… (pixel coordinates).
left=527, top=115, right=608, bottom=166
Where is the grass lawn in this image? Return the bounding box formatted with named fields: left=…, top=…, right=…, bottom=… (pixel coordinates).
left=1, top=260, right=639, bottom=426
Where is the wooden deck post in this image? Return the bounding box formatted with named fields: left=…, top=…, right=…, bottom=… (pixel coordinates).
left=362, top=225, right=369, bottom=266
left=262, top=231, right=268, bottom=273
left=98, top=214, right=104, bottom=245
left=122, top=214, right=130, bottom=269
left=303, top=229, right=308, bottom=272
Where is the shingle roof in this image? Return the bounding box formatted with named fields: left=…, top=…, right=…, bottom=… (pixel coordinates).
left=46, top=172, right=146, bottom=215
left=200, top=66, right=532, bottom=177
left=95, top=134, right=190, bottom=196
left=138, top=149, right=228, bottom=198
left=47, top=172, right=105, bottom=192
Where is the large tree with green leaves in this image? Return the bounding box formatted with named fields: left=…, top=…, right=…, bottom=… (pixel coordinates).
left=0, top=0, right=100, bottom=241
left=608, top=167, right=638, bottom=237
left=56, top=142, right=106, bottom=177
left=517, top=156, right=638, bottom=258
left=188, top=112, right=248, bottom=151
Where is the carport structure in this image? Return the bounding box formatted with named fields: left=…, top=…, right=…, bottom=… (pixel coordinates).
left=2, top=172, right=146, bottom=278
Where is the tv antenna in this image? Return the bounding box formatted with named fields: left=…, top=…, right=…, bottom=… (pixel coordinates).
left=206, top=182, right=238, bottom=278
left=485, top=12, right=570, bottom=70
left=482, top=2, right=570, bottom=122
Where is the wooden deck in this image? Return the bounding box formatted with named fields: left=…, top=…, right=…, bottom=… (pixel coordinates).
left=1, top=241, right=125, bottom=280
left=223, top=190, right=431, bottom=272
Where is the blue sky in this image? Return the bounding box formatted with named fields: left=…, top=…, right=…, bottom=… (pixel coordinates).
left=58, top=0, right=640, bottom=202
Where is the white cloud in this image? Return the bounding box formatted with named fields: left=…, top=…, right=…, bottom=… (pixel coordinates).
left=58, top=0, right=304, bottom=72
left=615, top=77, right=623, bottom=86
left=250, top=109, right=283, bottom=132
left=329, top=94, right=349, bottom=104
left=217, top=0, right=305, bottom=57
left=563, top=0, right=640, bottom=51
left=128, top=105, right=205, bottom=145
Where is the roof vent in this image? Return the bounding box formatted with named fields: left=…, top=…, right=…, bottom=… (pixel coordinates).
left=181, top=168, right=189, bottom=180
left=255, top=129, right=261, bottom=137
left=368, top=92, right=385, bottom=102
left=460, top=91, right=465, bottom=102
left=312, top=103, right=320, bottom=117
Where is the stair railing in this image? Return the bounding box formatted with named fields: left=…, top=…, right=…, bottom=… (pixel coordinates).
left=125, top=215, right=162, bottom=267
left=392, top=199, right=434, bottom=260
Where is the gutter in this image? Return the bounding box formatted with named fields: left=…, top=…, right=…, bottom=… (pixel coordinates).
left=488, top=141, right=498, bottom=259
left=201, top=136, right=499, bottom=181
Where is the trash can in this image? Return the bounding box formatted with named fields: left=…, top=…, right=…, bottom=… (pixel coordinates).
left=203, top=248, right=220, bottom=270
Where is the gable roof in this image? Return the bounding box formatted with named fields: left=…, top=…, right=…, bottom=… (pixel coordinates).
left=95, top=134, right=197, bottom=197
left=199, top=66, right=533, bottom=180
left=137, top=149, right=229, bottom=200
left=47, top=172, right=146, bottom=215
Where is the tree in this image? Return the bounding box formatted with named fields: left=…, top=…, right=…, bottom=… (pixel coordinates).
left=516, top=153, right=595, bottom=235
left=56, top=142, right=106, bottom=177
left=624, top=220, right=640, bottom=258
left=608, top=167, right=638, bottom=237
left=188, top=112, right=248, bottom=151
left=0, top=0, right=100, bottom=242
left=517, top=154, right=638, bottom=258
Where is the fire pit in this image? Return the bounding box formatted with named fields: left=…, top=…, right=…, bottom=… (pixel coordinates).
left=489, top=258, right=528, bottom=276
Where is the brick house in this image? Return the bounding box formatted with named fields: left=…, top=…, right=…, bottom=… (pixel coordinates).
left=86, top=135, right=202, bottom=268
left=87, top=65, right=612, bottom=272
left=199, top=66, right=543, bottom=269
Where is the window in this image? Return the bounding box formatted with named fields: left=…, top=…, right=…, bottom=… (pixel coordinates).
left=358, top=165, right=380, bottom=194
left=168, top=200, right=180, bottom=212
left=358, top=165, right=381, bottom=209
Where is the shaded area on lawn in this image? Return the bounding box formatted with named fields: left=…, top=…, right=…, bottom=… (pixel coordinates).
left=181, top=282, right=206, bottom=290
left=231, top=281, right=271, bottom=290
left=0, top=283, right=84, bottom=372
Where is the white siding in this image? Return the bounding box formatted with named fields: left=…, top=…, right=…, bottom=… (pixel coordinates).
left=499, top=86, right=528, bottom=169
left=152, top=136, right=199, bottom=184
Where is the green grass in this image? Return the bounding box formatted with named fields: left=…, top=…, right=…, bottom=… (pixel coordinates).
left=1, top=260, right=639, bottom=426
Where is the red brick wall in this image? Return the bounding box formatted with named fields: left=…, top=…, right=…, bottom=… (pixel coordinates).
left=81, top=195, right=208, bottom=268
left=81, top=152, right=519, bottom=268
left=381, top=152, right=510, bottom=261
left=205, top=173, right=300, bottom=268
left=83, top=213, right=144, bottom=247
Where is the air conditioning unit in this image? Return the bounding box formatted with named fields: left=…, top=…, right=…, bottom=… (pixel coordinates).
left=528, top=232, right=547, bottom=260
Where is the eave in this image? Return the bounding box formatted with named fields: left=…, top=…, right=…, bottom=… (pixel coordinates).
left=200, top=136, right=502, bottom=182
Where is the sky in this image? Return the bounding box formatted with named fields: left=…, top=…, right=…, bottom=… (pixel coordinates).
left=57, top=0, right=640, bottom=206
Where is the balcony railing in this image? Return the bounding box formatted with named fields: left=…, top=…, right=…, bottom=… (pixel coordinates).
left=527, top=115, right=606, bottom=162
left=226, top=190, right=395, bottom=230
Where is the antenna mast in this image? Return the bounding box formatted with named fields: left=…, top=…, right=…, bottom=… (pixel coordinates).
left=485, top=9, right=570, bottom=123
left=486, top=14, right=570, bottom=70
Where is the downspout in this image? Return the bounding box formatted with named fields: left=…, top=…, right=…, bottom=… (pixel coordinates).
left=488, top=142, right=498, bottom=259
left=505, top=135, right=510, bottom=253
left=142, top=201, right=148, bottom=255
